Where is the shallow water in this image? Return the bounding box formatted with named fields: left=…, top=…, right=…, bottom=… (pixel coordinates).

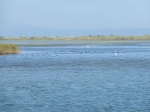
left=0, top=44, right=150, bottom=112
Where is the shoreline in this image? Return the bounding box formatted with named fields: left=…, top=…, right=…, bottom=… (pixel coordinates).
left=0, top=40, right=150, bottom=47
left=1, top=35, right=150, bottom=41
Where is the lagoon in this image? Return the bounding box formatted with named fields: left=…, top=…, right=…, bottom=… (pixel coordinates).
left=0, top=41, right=150, bottom=112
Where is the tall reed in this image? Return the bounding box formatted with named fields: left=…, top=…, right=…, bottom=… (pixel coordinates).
left=0, top=44, right=20, bottom=55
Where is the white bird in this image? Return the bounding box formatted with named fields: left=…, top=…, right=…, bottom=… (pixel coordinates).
left=86, top=45, right=89, bottom=48
left=115, top=51, right=117, bottom=56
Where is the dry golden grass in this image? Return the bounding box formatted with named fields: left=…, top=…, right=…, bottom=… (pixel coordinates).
left=0, top=44, right=20, bottom=55
left=1, top=35, right=150, bottom=40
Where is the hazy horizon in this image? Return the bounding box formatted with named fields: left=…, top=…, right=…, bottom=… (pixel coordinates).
left=0, top=0, right=150, bottom=37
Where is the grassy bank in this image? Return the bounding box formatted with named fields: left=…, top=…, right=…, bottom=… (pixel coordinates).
left=1, top=35, right=150, bottom=40
left=0, top=44, right=20, bottom=55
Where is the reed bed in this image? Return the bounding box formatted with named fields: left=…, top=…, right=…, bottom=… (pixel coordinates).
left=0, top=44, right=20, bottom=55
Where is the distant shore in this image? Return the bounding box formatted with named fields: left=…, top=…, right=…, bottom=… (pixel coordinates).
left=0, top=44, right=20, bottom=55
left=0, top=35, right=150, bottom=47
left=0, top=35, right=150, bottom=41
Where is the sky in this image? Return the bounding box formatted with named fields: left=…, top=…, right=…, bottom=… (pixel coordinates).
left=0, top=0, right=150, bottom=36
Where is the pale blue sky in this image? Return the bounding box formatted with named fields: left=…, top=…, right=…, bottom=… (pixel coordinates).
left=0, top=0, right=150, bottom=36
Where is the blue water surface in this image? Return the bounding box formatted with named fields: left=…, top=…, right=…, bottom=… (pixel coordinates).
left=0, top=44, right=150, bottom=112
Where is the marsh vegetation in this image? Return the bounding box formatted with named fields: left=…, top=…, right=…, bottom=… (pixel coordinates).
left=0, top=44, right=20, bottom=55
left=1, top=35, right=150, bottom=40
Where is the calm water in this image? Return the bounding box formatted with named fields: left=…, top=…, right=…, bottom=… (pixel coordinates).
left=0, top=44, right=150, bottom=112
